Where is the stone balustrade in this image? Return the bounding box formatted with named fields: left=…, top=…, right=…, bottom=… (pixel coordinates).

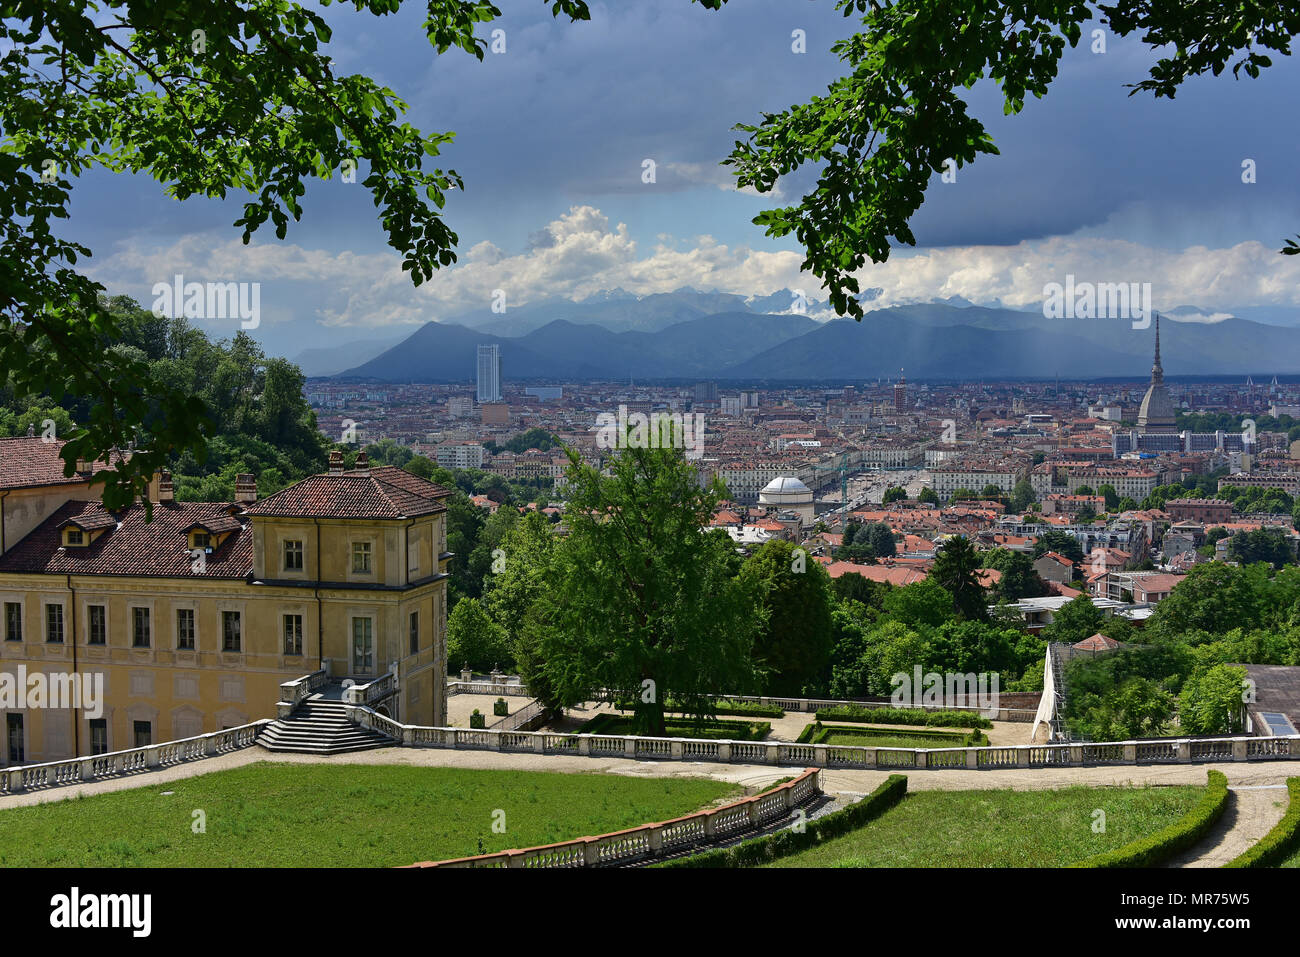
left=345, top=671, right=396, bottom=707
left=345, top=704, right=1300, bottom=771
left=0, top=721, right=273, bottom=796
left=277, top=669, right=329, bottom=717
left=446, top=680, right=532, bottom=697
left=405, top=767, right=823, bottom=868
left=446, top=682, right=1037, bottom=719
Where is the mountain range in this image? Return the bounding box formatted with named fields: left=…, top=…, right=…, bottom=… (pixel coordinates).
left=330, top=290, right=1300, bottom=382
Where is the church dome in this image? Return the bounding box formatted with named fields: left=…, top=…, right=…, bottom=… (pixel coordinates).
left=760, top=476, right=811, bottom=496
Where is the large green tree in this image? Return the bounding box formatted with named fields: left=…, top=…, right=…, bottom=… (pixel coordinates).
left=981, top=548, right=1050, bottom=602
left=1178, top=664, right=1248, bottom=735
left=740, top=539, right=835, bottom=696
left=446, top=597, right=511, bottom=674
left=518, top=441, right=763, bottom=735
left=481, top=510, right=558, bottom=660
left=1041, top=593, right=1106, bottom=646
left=930, top=535, right=989, bottom=621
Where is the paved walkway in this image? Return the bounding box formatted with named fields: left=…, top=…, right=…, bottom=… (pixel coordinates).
left=1162, top=786, right=1290, bottom=868
left=4, top=741, right=1297, bottom=810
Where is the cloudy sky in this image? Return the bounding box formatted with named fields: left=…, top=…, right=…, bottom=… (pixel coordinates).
left=74, top=0, right=1300, bottom=355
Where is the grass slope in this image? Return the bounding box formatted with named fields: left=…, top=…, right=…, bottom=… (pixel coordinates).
left=765, top=785, right=1200, bottom=868
left=0, top=762, right=738, bottom=867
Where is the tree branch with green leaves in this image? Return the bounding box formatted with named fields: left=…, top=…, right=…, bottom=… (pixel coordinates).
left=725, top=0, right=1300, bottom=319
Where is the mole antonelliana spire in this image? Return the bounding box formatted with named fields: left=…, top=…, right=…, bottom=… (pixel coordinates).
left=1137, top=313, right=1176, bottom=433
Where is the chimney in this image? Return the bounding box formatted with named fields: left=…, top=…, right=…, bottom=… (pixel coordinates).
left=234, top=473, right=257, bottom=504
left=353, top=451, right=370, bottom=475
left=158, top=470, right=175, bottom=503
left=75, top=458, right=93, bottom=475
left=328, top=450, right=344, bottom=474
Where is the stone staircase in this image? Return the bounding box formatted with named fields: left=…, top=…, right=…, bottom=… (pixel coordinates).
left=257, top=697, right=396, bottom=755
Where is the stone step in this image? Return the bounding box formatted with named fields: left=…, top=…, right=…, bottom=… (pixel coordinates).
left=257, top=697, right=395, bottom=754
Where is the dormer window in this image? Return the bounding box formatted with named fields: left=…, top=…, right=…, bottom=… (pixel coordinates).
left=193, top=532, right=211, bottom=550
left=64, top=528, right=84, bottom=547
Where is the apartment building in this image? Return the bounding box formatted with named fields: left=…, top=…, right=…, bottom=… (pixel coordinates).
left=1165, top=498, right=1233, bottom=524
left=930, top=459, right=1027, bottom=502
left=434, top=443, right=485, bottom=470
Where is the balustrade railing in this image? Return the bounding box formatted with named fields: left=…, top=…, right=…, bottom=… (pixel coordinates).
left=0, top=721, right=273, bottom=796
left=407, top=768, right=822, bottom=868
left=446, top=680, right=531, bottom=697
left=343, top=703, right=1300, bottom=773
left=345, top=671, right=397, bottom=707
left=279, top=669, right=328, bottom=712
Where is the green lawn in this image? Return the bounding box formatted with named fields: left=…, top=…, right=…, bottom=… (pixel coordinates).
left=579, top=713, right=771, bottom=741
left=817, top=729, right=973, bottom=749
left=765, top=785, right=1201, bottom=868
left=0, top=762, right=739, bottom=867
left=799, top=723, right=984, bottom=749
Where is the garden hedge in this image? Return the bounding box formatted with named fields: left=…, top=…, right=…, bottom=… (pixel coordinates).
left=615, top=698, right=785, bottom=718
left=795, top=721, right=984, bottom=747
left=577, top=713, right=771, bottom=741
left=659, top=774, right=908, bottom=868
left=1071, top=770, right=1229, bottom=868
left=815, top=705, right=993, bottom=730
left=1224, top=777, right=1300, bottom=868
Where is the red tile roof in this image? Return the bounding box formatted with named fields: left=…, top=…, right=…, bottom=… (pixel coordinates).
left=0, top=500, right=252, bottom=578
left=816, top=559, right=929, bottom=586
left=1037, top=551, right=1074, bottom=567
left=242, top=466, right=450, bottom=519
left=1073, top=633, right=1121, bottom=652
left=0, top=437, right=119, bottom=491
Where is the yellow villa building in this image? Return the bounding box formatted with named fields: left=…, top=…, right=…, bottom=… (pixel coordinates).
left=0, top=439, right=450, bottom=765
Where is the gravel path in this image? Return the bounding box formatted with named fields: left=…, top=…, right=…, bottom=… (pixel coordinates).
left=1161, top=786, right=1290, bottom=868
left=5, top=743, right=1298, bottom=809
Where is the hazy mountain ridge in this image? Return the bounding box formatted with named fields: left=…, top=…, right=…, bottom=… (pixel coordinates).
left=334, top=294, right=1300, bottom=381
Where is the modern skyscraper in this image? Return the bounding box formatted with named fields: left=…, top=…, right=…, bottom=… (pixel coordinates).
left=476, top=344, right=502, bottom=403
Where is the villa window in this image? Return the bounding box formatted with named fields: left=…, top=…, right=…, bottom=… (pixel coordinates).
left=222, top=611, right=242, bottom=653
left=284, top=614, right=303, bottom=656
left=89, top=719, right=108, bottom=756
left=3, top=602, right=21, bottom=642
left=133, top=721, right=152, bottom=748
left=45, top=604, right=64, bottom=644
left=409, top=611, right=419, bottom=655
left=176, top=608, right=196, bottom=650
left=132, top=607, right=151, bottom=647
left=352, top=618, right=373, bottom=674
left=283, top=539, right=304, bottom=572
left=88, top=605, right=107, bottom=645
left=351, top=541, right=372, bottom=574
left=7, top=714, right=23, bottom=763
